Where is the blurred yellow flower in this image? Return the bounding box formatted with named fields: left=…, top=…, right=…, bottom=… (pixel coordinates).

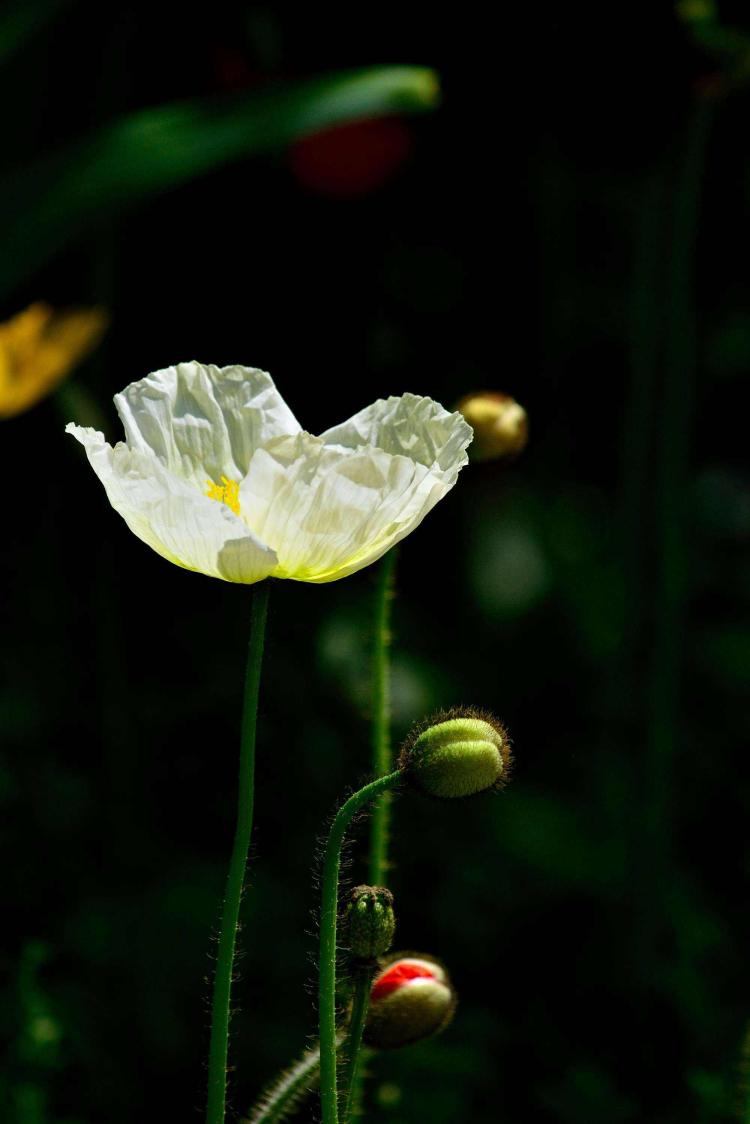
left=67, top=362, right=472, bottom=584
left=456, top=391, right=528, bottom=461
left=0, top=303, right=108, bottom=420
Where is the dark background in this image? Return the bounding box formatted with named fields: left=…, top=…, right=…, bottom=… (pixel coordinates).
left=1, top=2, right=749, bottom=1121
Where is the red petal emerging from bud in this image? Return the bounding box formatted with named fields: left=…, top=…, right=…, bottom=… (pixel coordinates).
left=371, top=961, right=437, bottom=1001
left=364, top=955, right=455, bottom=1049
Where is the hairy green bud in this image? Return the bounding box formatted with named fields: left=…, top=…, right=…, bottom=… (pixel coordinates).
left=400, top=709, right=511, bottom=798
left=345, top=885, right=396, bottom=961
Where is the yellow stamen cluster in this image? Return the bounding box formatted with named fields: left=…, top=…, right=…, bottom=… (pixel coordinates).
left=205, top=475, right=241, bottom=516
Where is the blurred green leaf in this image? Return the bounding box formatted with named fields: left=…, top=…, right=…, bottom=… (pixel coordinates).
left=687, top=1067, right=732, bottom=1121
left=696, top=625, right=750, bottom=691
left=706, top=310, right=750, bottom=381
left=493, top=789, right=627, bottom=895
left=0, top=65, right=439, bottom=299
left=0, top=0, right=70, bottom=68
left=677, top=0, right=750, bottom=89
left=540, top=1064, right=636, bottom=1123
left=469, top=512, right=551, bottom=619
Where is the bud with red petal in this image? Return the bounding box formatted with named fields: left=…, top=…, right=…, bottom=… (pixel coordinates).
left=457, top=391, right=528, bottom=461
left=399, top=708, right=511, bottom=799
left=363, top=954, right=456, bottom=1049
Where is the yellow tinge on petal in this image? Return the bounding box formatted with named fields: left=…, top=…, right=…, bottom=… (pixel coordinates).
left=205, top=475, right=241, bottom=516
left=0, top=302, right=108, bottom=420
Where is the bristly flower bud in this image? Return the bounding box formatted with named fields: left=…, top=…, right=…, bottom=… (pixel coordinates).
left=363, top=954, right=456, bottom=1049
left=456, top=391, right=528, bottom=461
left=345, top=885, right=396, bottom=961
left=399, top=708, right=511, bottom=798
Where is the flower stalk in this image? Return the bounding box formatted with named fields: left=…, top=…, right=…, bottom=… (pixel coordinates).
left=206, top=581, right=270, bottom=1124
left=318, top=771, right=402, bottom=1124
left=245, top=1030, right=351, bottom=1124
left=341, top=965, right=376, bottom=1123
left=368, top=548, right=397, bottom=885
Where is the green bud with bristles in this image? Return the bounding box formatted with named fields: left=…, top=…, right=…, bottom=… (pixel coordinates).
left=400, top=709, right=511, bottom=798
left=345, top=885, right=396, bottom=961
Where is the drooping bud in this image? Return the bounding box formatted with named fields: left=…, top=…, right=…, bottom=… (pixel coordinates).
left=399, top=709, right=511, bottom=799
left=456, top=391, right=528, bottom=461
left=345, top=885, right=396, bottom=961
left=363, top=954, right=455, bottom=1049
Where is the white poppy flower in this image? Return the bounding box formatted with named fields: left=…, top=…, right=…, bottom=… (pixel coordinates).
left=66, top=362, right=472, bottom=584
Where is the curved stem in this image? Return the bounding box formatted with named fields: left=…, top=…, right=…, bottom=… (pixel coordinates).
left=341, top=966, right=375, bottom=1123
left=247, top=1042, right=322, bottom=1124
left=319, top=771, right=401, bottom=1124
left=206, top=581, right=270, bottom=1124
left=246, top=1031, right=347, bottom=1124
left=368, top=549, right=397, bottom=885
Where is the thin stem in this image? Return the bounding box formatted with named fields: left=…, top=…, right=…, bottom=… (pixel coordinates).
left=206, top=582, right=271, bottom=1124
left=319, top=771, right=401, bottom=1124
left=341, top=966, right=375, bottom=1123
left=736, top=1021, right=750, bottom=1124
left=645, top=99, right=711, bottom=843
left=633, top=102, right=712, bottom=988
left=368, top=549, right=397, bottom=886
left=622, top=162, right=668, bottom=986
left=246, top=1042, right=321, bottom=1124
left=245, top=1032, right=347, bottom=1124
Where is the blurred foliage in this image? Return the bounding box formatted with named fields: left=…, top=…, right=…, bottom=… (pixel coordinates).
left=0, top=0, right=71, bottom=69
left=0, top=65, right=438, bottom=300
left=1, top=2, right=749, bottom=1123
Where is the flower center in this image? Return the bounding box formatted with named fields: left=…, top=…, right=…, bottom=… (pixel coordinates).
left=205, top=475, right=241, bottom=516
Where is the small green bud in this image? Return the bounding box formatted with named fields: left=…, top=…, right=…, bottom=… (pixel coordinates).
left=400, top=709, right=511, bottom=798
left=345, top=885, right=396, bottom=961
left=363, top=953, right=455, bottom=1049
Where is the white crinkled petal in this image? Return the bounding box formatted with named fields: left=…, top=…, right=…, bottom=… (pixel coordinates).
left=239, top=426, right=467, bottom=583
left=114, top=362, right=301, bottom=486
left=66, top=424, right=278, bottom=584
left=320, top=392, right=473, bottom=477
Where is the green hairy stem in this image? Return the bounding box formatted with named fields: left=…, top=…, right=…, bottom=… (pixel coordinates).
left=246, top=1041, right=323, bottom=1124
left=341, top=966, right=376, bottom=1123
left=368, top=549, right=397, bottom=886
left=318, top=771, right=402, bottom=1124
left=206, top=583, right=270, bottom=1124
left=245, top=1032, right=352, bottom=1123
